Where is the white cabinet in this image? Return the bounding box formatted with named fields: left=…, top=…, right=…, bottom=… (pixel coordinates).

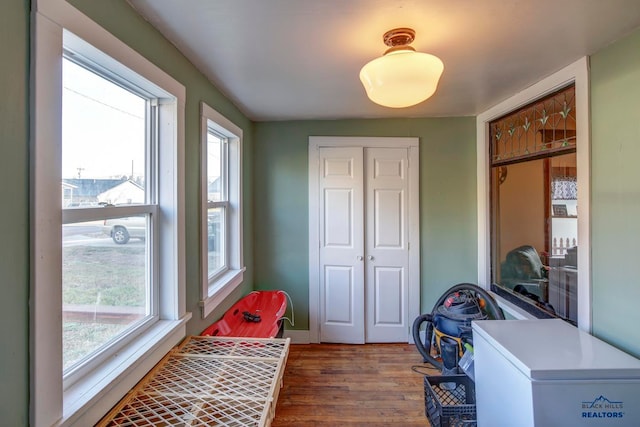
left=472, top=319, right=640, bottom=427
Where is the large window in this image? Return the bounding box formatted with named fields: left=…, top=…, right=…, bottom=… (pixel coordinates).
left=200, top=103, right=244, bottom=318
left=31, top=4, right=187, bottom=425
left=489, top=85, right=578, bottom=323
left=62, top=56, right=154, bottom=374
left=476, top=58, right=590, bottom=331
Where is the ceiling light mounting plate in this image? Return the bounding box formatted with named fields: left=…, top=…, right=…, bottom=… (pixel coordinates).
left=383, top=28, right=416, bottom=53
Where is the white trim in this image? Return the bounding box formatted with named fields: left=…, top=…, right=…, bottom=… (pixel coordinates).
left=157, top=84, right=186, bottom=322
left=62, top=205, right=156, bottom=223
left=36, top=0, right=184, bottom=100
left=31, top=13, right=64, bottom=424
left=407, top=144, right=420, bottom=345
left=30, top=1, right=187, bottom=425
left=308, top=136, right=420, bottom=344
left=200, top=102, right=245, bottom=318
left=200, top=268, right=246, bottom=318
left=476, top=57, right=591, bottom=332
left=308, top=142, right=320, bottom=343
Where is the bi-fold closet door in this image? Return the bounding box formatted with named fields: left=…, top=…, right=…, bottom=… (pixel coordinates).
left=317, top=144, right=412, bottom=343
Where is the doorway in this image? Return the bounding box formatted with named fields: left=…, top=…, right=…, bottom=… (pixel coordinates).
left=308, top=137, right=420, bottom=343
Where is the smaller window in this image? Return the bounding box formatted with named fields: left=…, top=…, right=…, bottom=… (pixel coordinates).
left=200, top=103, right=244, bottom=317
left=206, top=131, right=228, bottom=279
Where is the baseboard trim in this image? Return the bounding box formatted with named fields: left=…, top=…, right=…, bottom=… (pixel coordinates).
left=283, top=329, right=310, bottom=344
left=282, top=329, right=417, bottom=345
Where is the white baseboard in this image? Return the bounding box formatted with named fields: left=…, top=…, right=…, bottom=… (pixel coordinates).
left=282, top=329, right=417, bottom=345
left=283, top=329, right=310, bottom=344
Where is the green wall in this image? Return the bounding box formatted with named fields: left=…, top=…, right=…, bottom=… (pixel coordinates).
left=3, top=0, right=640, bottom=423
left=67, top=0, right=256, bottom=336
left=253, top=118, right=478, bottom=329
left=590, top=27, right=640, bottom=357
left=0, top=0, right=259, bottom=421
left=0, top=1, right=29, bottom=424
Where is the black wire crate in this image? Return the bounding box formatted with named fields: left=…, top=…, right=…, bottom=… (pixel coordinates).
left=424, top=374, right=477, bottom=427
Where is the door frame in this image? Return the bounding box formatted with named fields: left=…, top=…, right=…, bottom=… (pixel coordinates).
left=308, top=136, right=420, bottom=343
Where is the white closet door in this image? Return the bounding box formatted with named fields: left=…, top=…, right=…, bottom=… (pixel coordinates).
left=365, top=148, right=410, bottom=342
left=318, top=147, right=365, bottom=343
left=311, top=137, right=418, bottom=345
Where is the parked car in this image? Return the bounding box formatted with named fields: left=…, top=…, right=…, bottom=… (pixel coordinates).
left=103, top=214, right=218, bottom=246
left=103, top=216, right=146, bottom=244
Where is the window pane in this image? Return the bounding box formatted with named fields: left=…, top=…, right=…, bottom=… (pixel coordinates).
left=490, top=85, right=576, bottom=166
left=62, top=58, right=147, bottom=204
left=207, top=131, right=224, bottom=202
left=200, top=103, right=243, bottom=315
left=208, top=207, right=225, bottom=277
left=62, top=216, right=149, bottom=371
left=491, top=155, right=578, bottom=324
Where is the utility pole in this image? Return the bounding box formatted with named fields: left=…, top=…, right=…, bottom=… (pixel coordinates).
left=76, top=167, right=85, bottom=179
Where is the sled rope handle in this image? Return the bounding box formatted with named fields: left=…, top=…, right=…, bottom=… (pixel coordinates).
left=279, top=290, right=295, bottom=327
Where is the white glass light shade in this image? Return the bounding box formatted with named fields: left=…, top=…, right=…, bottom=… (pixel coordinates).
left=359, top=49, right=444, bottom=108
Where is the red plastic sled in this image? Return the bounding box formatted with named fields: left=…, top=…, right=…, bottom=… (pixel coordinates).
left=201, top=290, right=288, bottom=338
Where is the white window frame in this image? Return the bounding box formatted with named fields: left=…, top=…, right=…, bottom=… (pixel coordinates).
left=31, top=1, right=189, bottom=426
left=476, top=57, right=591, bottom=332
left=205, top=129, right=229, bottom=279
left=200, top=102, right=244, bottom=318
left=61, top=53, right=160, bottom=385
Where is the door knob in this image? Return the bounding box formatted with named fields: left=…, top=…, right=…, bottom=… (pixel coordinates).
left=357, top=256, right=364, bottom=261
left=368, top=255, right=374, bottom=261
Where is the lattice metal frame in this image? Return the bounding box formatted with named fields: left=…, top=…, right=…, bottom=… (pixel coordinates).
left=97, top=336, right=290, bottom=427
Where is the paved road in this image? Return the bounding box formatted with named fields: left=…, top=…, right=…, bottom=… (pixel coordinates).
left=63, top=224, right=101, bottom=237
left=64, top=235, right=145, bottom=247
left=63, top=221, right=143, bottom=247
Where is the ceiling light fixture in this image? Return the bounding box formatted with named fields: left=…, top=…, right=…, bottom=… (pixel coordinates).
left=359, top=28, right=444, bottom=108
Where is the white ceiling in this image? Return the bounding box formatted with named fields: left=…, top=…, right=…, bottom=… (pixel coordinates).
left=128, top=0, right=640, bottom=121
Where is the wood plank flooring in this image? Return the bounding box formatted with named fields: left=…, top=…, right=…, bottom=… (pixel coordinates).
left=272, top=343, right=440, bottom=427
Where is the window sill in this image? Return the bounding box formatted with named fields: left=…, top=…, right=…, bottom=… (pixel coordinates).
left=201, top=268, right=246, bottom=318
left=490, top=284, right=556, bottom=320
left=61, top=314, right=191, bottom=426
left=491, top=291, right=537, bottom=320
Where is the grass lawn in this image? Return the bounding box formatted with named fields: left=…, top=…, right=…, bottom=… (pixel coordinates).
left=63, top=245, right=146, bottom=306
left=62, top=244, right=146, bottom=370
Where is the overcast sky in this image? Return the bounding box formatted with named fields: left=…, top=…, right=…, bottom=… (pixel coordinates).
left=62, top=58, right=146, bottom=180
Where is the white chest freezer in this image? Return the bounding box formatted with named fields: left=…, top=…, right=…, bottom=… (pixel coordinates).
left=472, top=319, right=640, bottom=427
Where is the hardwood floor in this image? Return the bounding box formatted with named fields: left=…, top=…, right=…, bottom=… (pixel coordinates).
left=272, top=343, right=440, bottom=426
